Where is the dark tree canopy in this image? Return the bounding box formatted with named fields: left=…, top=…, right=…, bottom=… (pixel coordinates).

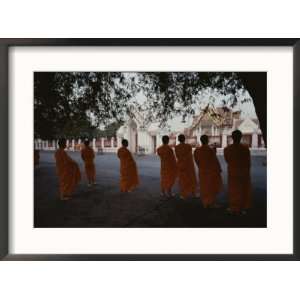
left=34, top=72, right=266, bottom=144
left=34, top=72, right=137, bottom=139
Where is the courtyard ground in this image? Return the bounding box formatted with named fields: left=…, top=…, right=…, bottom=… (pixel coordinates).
left=34, top=151, right=267, bottom=228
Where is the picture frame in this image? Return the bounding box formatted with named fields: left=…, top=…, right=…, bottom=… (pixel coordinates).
left=0, top=38, right=299, bottom=260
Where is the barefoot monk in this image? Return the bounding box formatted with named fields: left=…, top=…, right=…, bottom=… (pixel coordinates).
left=174, top=134, right=197, bottom=199
left=117, top=139, right=139, bottom=192
left=55, top=138, right=81, bottom=200
left=157, top=135, right=177, bottom=197
left=81, top=139, right=96, bottom=187
left=224, top=130, right=252, bottom=214
left=194, top=135, right=222, bottom=208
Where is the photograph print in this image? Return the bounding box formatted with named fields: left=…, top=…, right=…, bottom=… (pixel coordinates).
left=34, top=71, right=267, bottom=228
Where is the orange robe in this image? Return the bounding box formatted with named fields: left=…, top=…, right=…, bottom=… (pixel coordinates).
left=194, top=145, right=222, bottom=207
left=117, top=147, right=139, bottom=192
left=81, top=146, right=96, bottom=182
left=224, top=143, right=251, bottom=213
left=55, top=148, right=81, bottom=197
left=175, top=143, right=197, bottom=198
left=157, top=144, right=177, bottom=191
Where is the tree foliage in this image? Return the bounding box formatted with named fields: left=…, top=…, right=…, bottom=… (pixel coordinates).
left=34, top=72, right=137, bottom=139
left=136, top=72, right=251, bottom=125
left=34, top=72, right=266, bottom=143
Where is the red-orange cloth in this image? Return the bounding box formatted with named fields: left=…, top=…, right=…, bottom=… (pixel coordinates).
left=224, top=143, right=252, bottom=213
left=117, top=147, right=139, bottom=192
left=81, top=146, right=96, bottom=182
left=157, top=144, right=177, bottom=191
left=55, top=148, right=81, bottom=197
left=175, top=143, right=197, bottom=198
left=194, top=145, right=222, bottom=207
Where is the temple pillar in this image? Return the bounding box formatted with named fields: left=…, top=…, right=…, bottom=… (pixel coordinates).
left=117, top=136, right=122, bottom=148
left=222, top=133, right=227, bottom=148
left=252, top=132, right=258, bottom=148
left=92, top=138, right=96, bottom=151
left=155, top=134, right=160, bottom=153
left=111, top=137, right=114, bottom=150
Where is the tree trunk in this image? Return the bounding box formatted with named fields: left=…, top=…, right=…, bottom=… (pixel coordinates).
left=239, top=72, right=267, bottom=146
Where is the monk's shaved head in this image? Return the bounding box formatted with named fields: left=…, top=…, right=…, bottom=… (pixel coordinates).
left=58, top=138, right=66, bottom=148
left=122, top=139, right=128, bottom=147
left=200, top=135, right=209, bottom=145
left=84, top=139, right=90, bottom=147
left=162, top=135, right=169, bottom=145
left=232, top=130, right=242, bottom=144
left=178, top=134, right=185, bottom=143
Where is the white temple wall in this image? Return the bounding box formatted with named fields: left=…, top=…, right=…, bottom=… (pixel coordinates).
left=137, top=130, right=153, bottom=154
left=35, top=117, right=266, bottom=156
left=129, top=129, right=137, bottom=153
left=156, top=134, right=163, bottom=150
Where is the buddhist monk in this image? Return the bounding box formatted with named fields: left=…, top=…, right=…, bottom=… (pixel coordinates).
left=81, top=139, right=96, bottom=187
left=55, top=138, right=81, bottom=200
left=224, top=130, right=252, bottom=215
left=194, top=135, right=223, bottom=208
left=174, top=134, right=197, bottom=199
left=157, top=135, right=178, bottom=197
left=117, top=139, right=139, bottom=192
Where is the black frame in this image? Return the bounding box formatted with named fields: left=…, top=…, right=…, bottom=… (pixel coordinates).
left=0, top=38, right=299, bottom=260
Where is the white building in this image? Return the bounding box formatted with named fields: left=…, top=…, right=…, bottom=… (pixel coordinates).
left=117, top=105, right=266, bottom=154
left=116, top=110, right=164, bottom=154
left=35, top=106, right=266, bottom=154
left=189, top=106, right=265, bottom=149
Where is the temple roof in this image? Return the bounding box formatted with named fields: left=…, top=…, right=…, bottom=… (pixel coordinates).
left=190, top=105, right=241, bottom=129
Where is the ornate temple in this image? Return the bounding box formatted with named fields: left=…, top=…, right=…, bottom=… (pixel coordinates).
left=116, top=105, right=265, bottom=154
left=35, top=105, right=265, bottom=154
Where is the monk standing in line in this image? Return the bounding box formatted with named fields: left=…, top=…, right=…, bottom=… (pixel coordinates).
left=55, top=138, right=81, bottom=200
left=194, top=135, right=223, bottom=208
left=224, top=130, right=252, bottom=215
left=81, top=139, right=96, bottom=187
left=174, top=134, right=197, bottom=199
left=117, top=139, right=139, bottom=192
left=157, top=135, right=178, bottom=197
